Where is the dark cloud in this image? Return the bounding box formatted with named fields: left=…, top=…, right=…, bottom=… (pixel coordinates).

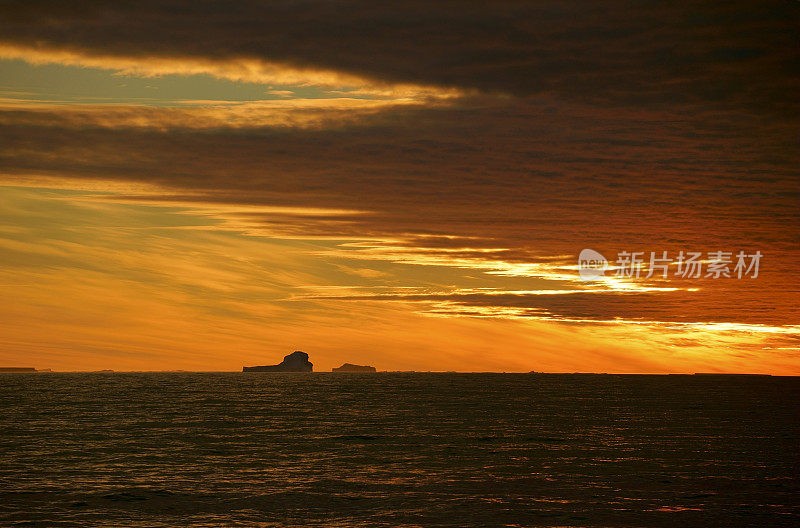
left=313, top=289, right=800, bottom=327
left=1, top=97, right=796, bottom=246
left=0, top=1, right=797, bottom=113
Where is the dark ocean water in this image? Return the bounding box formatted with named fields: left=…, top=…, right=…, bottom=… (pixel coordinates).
left=0, top=373, right=798, bottom=527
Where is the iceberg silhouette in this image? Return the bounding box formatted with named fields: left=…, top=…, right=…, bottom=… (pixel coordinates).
left=243, top=351, right=313, bottom=372
left=332, top=363, right=376, bottom=372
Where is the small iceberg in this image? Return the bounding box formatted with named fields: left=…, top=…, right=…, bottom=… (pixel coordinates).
left=332, top=363, right=376, bottom=373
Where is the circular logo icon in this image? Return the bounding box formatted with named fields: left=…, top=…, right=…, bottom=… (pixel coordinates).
left=578, top=248, right=607, bottom=280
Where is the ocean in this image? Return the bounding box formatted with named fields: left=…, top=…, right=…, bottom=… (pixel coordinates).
left=1, top=373, right=797, bottom=527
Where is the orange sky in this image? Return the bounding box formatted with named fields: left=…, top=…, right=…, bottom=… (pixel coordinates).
left=0, top=2, right=797, bottom=373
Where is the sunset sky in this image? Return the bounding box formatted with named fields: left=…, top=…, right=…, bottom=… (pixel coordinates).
left=0, top=1, right=797, bottom=373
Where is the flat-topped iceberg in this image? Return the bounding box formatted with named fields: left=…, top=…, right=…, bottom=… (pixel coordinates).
left=332, top=363, right=376, bottom=373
